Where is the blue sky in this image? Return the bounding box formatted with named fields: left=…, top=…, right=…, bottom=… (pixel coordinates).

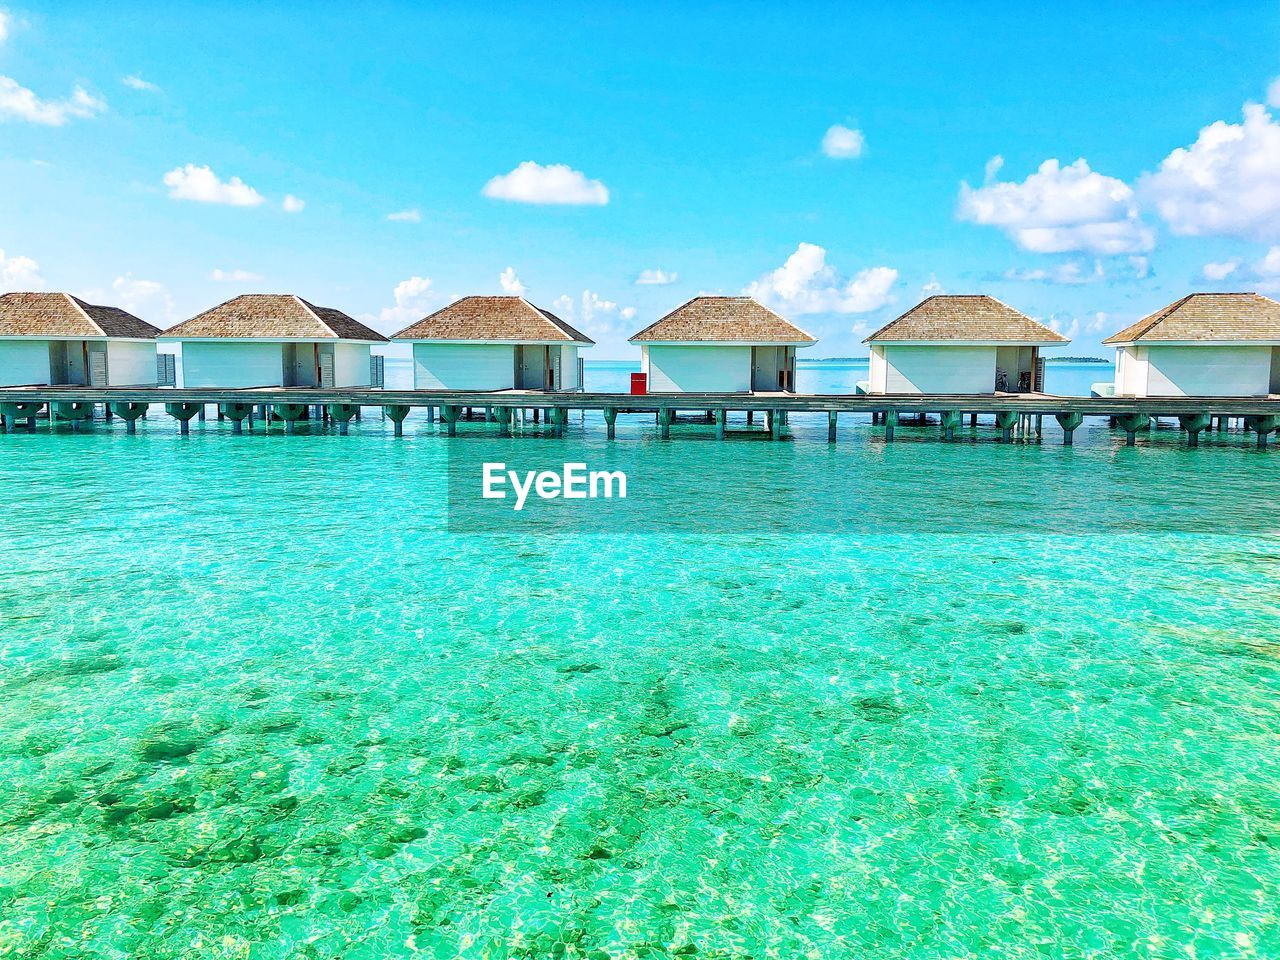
left=2, top=1, right=1279, bottom=357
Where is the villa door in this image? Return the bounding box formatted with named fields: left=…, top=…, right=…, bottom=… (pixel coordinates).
left=516, top=345, right=548, bottom=390
left=318, top=346, right=335, bottom=388
left=88, top=346, right=109, bottom=387
left=751, top=346, right=783, bottom=392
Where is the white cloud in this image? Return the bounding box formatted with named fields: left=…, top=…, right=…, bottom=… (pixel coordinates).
left=1244, top=247, right=1280, bottom=291
left=1140, top=104, right=1280, bottom=241
left=958, top=158, right=1155, bottom=255
left=1085, top=311, right=1110, bottom=334
left=0, top=11, right=10, bottom=43
left=1003, top=260, right=1106, bottom=285
left=1202, top=259, right=1240, bottom=281
left=210, top=268, right=262, bottom=282
left=821, top=124, right=864, bottom=159
left=164, top=164, right=265, bottom=207
left=122, top=74, right=160, bottom=93
left=499, top=267, right=526, bottom=295
left=1268, top=78, right=1280, bottom=110
left=281, top=194, right=304, bottom=213
left=0, top=77, right=105, bottom=125
left=365, top=276, right=442, bottom=333
left=983, top=155, right=1005, bottom=184
left=112, top=275, right=174, bottom=321
left=920, top=275, right=944, bottom=296
left=635, top=268, right=678, bottom=285
left=0, top=248, right=43, bottom=289
left=1046, top=313, right=1081, bottom=340
left=744, top=242, right=897, bottom=314
left=386, top=208, right=421, bottom=222
left=551, top=290, right=637, bottom=335
left=482, top=161, right=609, bottom=205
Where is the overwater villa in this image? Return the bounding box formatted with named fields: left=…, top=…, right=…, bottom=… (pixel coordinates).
left=1102, top=292, right=1280, bottom=398
left=629, top=296, right=816, bottom=393
left=392, top=296, right=593, bottom=391
left=0, top=292, right=161, bottom=387
left=161, top=294, right=388, bottom=388
left=862, top=295, right=1068, bottom=395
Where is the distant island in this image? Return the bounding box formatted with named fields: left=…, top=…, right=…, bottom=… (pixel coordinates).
left=1046, top=356, right=1109, bottom=363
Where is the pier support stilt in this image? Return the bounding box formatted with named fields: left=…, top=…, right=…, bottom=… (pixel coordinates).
left=1179, top=413, right=1212, bottom=448
left=884, top=409, right=897, bottom=442
left=659, top=407, right=672, bottom=440
left=219, top=403, right=253, bottom=435
left=1, top=402, right=43, bottom=434
left=1116, top=413, right=1148, bottom=446
left=383, top=405, right=410, bottom=436
left=1055, top=412, right=1083, bottom=446
left=828, top=410, right=838, bottom=443
left=441, top=405, right=460, bottom=436
left=746, top=410, right=753, bottom=425
left=110, top=402, right=149, bottom=434
left=940, top=410, right=961, bottom=441
left=327, top=403, right=359, bottom=435
left=1245, top=415, right=1278, bottom=449
left=164, top=402, right=201, bottom=436
left=604, top=407, right=617, bottom=440
left=996, top=411, right=1018, bottom=443
left=716, top=409, right=727, bottom=440
left=769, top=409, right=783, bottom=440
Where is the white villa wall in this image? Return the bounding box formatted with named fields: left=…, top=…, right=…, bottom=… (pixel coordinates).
left=0, top=339, right=51, bottom=386
left=333, top=342, right=372, bottom=387
left=412, top=342, right=515, bottom=390
left=181, top=341, right=285, bottom=388
left=106, top=340, right=158, bottom=386
left=557, top=345, right=579, bottom=390
left=868, top=346, right=888, bottom=393
left=1143, top=344, right=1272, bottom=397
left=880, top=345, right=996, bottom=394
left=646, top=344, right=752, bottom=393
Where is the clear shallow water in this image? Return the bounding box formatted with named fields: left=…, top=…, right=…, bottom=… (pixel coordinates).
left=2, top=405, right=1280, bottom=958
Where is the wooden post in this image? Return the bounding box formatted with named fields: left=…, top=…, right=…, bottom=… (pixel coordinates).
left=827, top=410, right=838, bottom=443
left=969, top=412, right=978, bottom=427
left=1035, top=414, right=1043, bottom=439
left=884, top=409, right=897, bottom=442
left=554, top=407, right=568, bottom=437
left=604, top=407, right=618, bottom=440
left=770, top=409, right=783, bottom=440
left=746, top=410, right=754, bottom=425
left=940, top=410, right=961, bottom=441
left=1055, top=412, right=1083, bottom=446
left=659, top=406, right=671, bottom=440
left=715, top=409, right=726, bottom=440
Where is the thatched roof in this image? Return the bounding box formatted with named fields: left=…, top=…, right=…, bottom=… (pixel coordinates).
left=392, top=296, right=592, bottom=344
left=865, top=295, right=1068, bottom=344
left=162, top=294, right=387, bottom=342
left=630, top=297, right=815, bottom=343
left=0, top=292, right=160, bottom=338
left=1104, top=293, right=1280, bottom=344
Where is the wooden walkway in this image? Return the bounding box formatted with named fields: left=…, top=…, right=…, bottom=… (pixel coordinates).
left=2, top=386, right=1279, bottom=446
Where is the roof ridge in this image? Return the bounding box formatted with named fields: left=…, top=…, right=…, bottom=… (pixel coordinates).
left=293, top=294, right=337, bottom=337
left=66, top=293, right=106, bottom=336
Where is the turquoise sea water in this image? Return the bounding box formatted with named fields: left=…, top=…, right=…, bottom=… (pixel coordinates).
left=3, top=363, right=1280, bottom=958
